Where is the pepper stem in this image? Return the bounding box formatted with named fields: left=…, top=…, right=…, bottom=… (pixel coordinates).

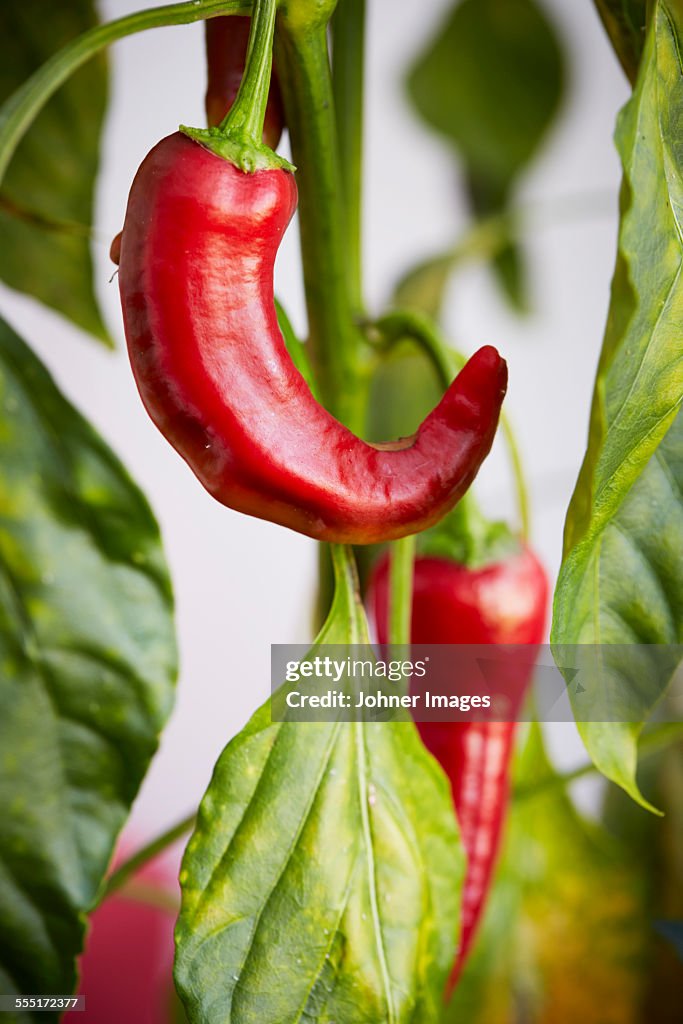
left=181, top=0, right=293, bottom=172
left=219, top=0, right=276, bottom=142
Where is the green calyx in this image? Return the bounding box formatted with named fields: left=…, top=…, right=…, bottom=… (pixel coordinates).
left=180, top=124, right=294, bottom=173
left=418, top=494, right=521, bottom=570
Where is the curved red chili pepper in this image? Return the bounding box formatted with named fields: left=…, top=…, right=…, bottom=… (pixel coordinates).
left=205, top=16, right=284, bottom=148
left=117, top=132, right=507, bottom=544
left=368, top=545, right=548, bottom=986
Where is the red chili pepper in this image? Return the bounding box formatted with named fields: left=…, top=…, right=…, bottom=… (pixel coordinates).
left=205, top=16, right=284, bottom=147
left=368, top=544, right=548, bottom=986
left=117, top=132, right=507, bottom=544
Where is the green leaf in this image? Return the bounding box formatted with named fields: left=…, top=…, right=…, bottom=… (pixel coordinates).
left=407, top=0, right=565, bottom=310
left=0, top=316, right=177, bottom=1015
left=552, top=1, right=683, bottom=808
left=407, top=0, right=565, bottom=186
left=0, top=2, right=110, bottom=344
left=465, top=172, right=529, bottom=313
left=365, top=346, right=442, bottom=445
left=175, top=547, right=463, bottom=1024
left=0, top=2, right=250, bottom=189
left=392, top=255, right=454, bottom=324
left=595, top=0, right=648, bottom=83
left=444, top=724, right=651, bottom=1024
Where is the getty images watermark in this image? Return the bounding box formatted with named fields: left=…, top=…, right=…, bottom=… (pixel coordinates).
left=270, top=644, right=683, bottom=723
left=281, top=653, right=491, bottom=713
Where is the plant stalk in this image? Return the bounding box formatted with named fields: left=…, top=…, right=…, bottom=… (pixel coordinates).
left=388, top=535, right=416, bottom=651
left=275, top=23, right=362, bottom=430
left=99, top=812, right=196, bottom=904
left=331, top=0, right=366, bottom=312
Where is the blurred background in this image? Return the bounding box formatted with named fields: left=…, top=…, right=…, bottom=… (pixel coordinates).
left=0, top=0, right=630, bottom=841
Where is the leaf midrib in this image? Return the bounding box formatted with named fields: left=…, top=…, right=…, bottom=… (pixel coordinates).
left=356, top=718, right=396, bottom=1024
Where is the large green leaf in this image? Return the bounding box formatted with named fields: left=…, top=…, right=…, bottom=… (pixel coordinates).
left=595, top=0, right=648, bottom=83
left=0, top=317, right=177, bottom=1016
left=444, top=724, right=650, bottom=1024
left=407, top=0, right=565, bottom=310
left=175, top=548, right=463, bottom=1024
left=0, top=1, right=109, bottom=344
left=552, top=0, right=683, bottom=807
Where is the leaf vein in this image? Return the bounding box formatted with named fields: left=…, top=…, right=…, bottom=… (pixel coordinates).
left=609, top=520, right=677, bottom=639
left=356, top=720, right=396, bottom=1023
left=229, top=722, right=343, bottom=1014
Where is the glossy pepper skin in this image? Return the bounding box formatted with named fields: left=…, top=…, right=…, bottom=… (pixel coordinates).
left=205, top=16, right=284, bottom=146
left=368, top=545, right=548, bottom=986
left=118, top=132, right=508, bottom=544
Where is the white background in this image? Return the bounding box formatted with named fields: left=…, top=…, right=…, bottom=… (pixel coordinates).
left=0, top=0, right=630, bottom=849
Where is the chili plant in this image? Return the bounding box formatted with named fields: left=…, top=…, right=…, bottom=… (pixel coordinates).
left=0, top=0, right=681, bottom=1022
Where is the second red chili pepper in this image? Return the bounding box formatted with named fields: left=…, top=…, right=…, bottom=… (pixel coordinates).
left=368, top=542, right=548, bottom=987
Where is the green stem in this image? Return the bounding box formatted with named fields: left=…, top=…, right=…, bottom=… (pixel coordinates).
left=99, top=812, right=196, bottom=904
left=328, top=543, right=369, bottom=644
left=183, top=0, right=290, bottom=169
left=219, top=0, right=276, bottom=141
left=114, top=877, right=180, bottom=913
left=368, top=309, right=531, bottom=539
left=275, top=23, right=362, bottom=429
left=388, top=535, right=416, bottom=652
left=499, top=414, right=530, bottom=540
left=331, top=0, right=366, bottom=312
left=276, top=13, right=367, bottom=628
left=0, top=0, right=249, bottom=186
left=372, top=309, right=453, bottom=387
